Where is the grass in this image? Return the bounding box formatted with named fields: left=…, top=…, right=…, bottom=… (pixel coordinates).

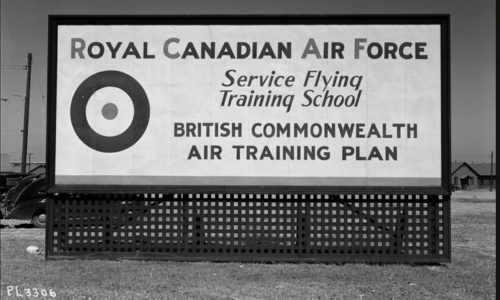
left=0, top=246, right=495, bottom=299
left=1, top=198, right=496, bottom=300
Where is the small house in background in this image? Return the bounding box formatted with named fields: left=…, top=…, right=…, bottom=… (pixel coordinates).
left=451, top=162, right=476, bottom=190
left=10, top=161, right=46, bottom=175
left=1, top=153, right=46, bottom=175
left=468, top=163, right=496, bottom=190
left=451, top=161, right=496, bottom=190
left=1, top=154, right=14, bottom=173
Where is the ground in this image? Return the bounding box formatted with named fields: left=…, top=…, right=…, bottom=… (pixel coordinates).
left=0, top=190, right=496, bottom=300
left=449, top=189, right=496, bottom=258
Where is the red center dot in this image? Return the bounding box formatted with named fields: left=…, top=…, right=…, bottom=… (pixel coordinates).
left=102, top=103, right=118, bottom=120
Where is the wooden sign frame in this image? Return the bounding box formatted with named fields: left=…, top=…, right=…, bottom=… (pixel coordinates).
left=47, top=15, right=450, bottom=195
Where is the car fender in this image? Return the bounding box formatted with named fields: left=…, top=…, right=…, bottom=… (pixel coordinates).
left=13, top=177, right=46, bottom=207
left=3, top=175, right=37, bottom=205
left=9, top=197, right=46, bottom=220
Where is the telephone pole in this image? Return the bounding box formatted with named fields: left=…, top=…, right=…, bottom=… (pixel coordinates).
left=490, top=151, right=494, bottom=191
left=21, top=53, right=32, bottom=173
left=28, top=153, right=33, bottom=172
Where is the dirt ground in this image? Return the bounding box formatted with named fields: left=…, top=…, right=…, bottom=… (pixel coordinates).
left=1, top=190, right=496, bottom=257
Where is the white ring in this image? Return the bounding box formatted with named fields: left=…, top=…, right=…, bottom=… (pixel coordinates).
left=85, top=87, right=135, bottom=137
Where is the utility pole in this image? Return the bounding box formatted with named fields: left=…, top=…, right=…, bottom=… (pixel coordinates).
left=28, top=153, right=33, bottom=172
left=490, top=151, right=494, bottom=191
left=21, top=53, right=32, bottom=173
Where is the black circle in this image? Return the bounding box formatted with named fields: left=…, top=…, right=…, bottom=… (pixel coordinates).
left=70, top=70, right=150, bottom=153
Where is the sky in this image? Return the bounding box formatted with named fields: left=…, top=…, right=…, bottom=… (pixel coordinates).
left=0, top=0, right=496, bottom=166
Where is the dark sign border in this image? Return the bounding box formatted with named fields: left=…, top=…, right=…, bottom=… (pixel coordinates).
left=47, top=15, right=451, bottom=195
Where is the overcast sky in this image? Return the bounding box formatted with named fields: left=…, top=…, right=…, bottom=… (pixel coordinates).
left=0, top=0, right=496, bottom=165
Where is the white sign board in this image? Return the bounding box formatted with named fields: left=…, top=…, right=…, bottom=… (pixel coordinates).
left=48, top=16, right=450, bottom=194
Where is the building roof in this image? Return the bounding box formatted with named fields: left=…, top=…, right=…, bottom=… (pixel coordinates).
left=451, top=162, right=466, bottom=174
left=468, top=163, right=496, bottom=176
left=451, top=161, right=497, bottom=177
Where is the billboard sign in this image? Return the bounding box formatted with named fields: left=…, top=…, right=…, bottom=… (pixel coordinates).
left=47, top=15, right=450, bottom=194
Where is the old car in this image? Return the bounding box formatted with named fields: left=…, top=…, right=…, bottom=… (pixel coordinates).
left=1, top=173, right=31, bottom=194
left=1, top=173, right=33, bottom=200
left=0, top=174, right=46, bottom=228
left=1, top=174, right=37, bottom=210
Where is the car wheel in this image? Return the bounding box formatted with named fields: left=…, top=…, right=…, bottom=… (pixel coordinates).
left=32, top=213, right=46, bottom=228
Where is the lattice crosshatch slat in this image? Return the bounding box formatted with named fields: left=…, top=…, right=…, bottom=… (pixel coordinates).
left=46, top=194, right=450, bottom=262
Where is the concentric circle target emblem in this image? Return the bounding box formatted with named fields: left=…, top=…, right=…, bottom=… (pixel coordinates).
left=70, top=71, right=150, bottom=153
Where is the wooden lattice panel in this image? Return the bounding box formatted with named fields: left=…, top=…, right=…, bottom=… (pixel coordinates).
left=46, top=194, right=450, bottom=262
